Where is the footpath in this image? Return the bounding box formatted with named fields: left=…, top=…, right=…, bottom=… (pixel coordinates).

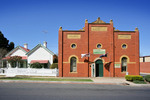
left=91, top=77, right=150, bottom=87
left=0, top=76, right=150, bottom=87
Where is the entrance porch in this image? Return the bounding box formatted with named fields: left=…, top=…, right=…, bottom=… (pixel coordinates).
left=91, top=59, right=103, bottom=77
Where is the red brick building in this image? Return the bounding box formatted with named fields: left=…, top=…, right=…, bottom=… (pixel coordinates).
left=58, top=17, right=140, bottom=77
left=140, top=56, right=150, bottom=73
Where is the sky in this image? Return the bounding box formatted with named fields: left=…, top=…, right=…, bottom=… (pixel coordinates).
left=0, top=0, right=150, bottom=56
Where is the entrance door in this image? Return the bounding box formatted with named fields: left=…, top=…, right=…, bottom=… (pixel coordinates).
left=95, top=60, right=103, bottom=77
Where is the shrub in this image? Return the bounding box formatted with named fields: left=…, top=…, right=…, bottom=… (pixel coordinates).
left=53, top=55, right=58, bottom=63
left=125, top=75, right=144, bottom=81
left=50, top=63, right=58, bottom=69
left=144, top=75, right=150, bottom=82
left=30, top=62, right=42, bottom=68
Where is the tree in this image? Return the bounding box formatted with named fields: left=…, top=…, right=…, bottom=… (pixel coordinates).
left=0, top=31, right=14, bottom=51
left=7, top=56, right=22, bottom=67
left=0, top=31, right=14, bottom=59
left=53, top=54, right=58, bottom=63
left=0, top=48, right=8, bottom=68
left=0, top=31, right=9, bottom=48
left=8, top=42, right=15, bottom=51
left=50, top=63, right=58, bottom=69
left=0, top=48, right=8, bottom=60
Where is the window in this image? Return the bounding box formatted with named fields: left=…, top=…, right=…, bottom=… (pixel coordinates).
left=143, top=57, right=145, bottom=62
left=10, top=62, right=16, bottom=68
left=70, top=57, right=77, bottom=72
left=122, top=44, right=127, bottom=49
left=71, top=44, right=77, bottom=49
left=97, top=44, right=102, bottom=48
left=2, top=61, right=7, bottom=68
left=121, top=57, right=127, bottom=72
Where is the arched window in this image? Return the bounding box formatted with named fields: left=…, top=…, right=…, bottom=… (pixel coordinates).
left=121, top=57, right=127, bottom=72
left=70, top=57, right=77, bottom=72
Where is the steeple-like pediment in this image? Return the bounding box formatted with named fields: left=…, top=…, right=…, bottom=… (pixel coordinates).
left=92, top=17, right=106, bottom=23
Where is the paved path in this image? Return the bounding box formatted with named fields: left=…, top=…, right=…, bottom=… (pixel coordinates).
left=91, top=77, right=125, bottom=83
left=91, top=77, right=150, bottom=86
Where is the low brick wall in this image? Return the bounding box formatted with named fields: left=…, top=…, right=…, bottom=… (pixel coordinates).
left=140, top=62, right=150, bottom=73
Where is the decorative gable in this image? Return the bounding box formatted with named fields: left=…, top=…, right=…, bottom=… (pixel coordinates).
left=92, top=17, right=106, bottom=23
left=5, top=46, right=30, bottom=57
left=26, top=44, right=54, bottom=56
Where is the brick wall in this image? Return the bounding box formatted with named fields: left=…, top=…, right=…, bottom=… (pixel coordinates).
left=140, top=62, right=150, bottom=73
left=58, top=18, right=140, bottom=77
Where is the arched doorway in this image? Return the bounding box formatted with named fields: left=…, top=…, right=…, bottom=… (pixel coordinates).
left=95, top=60, right=103, bottom=77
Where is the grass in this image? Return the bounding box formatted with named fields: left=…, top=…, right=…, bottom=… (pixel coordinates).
left=133, top=80, right=147, bottom=84
left=0, top=76, right=93, bottom=82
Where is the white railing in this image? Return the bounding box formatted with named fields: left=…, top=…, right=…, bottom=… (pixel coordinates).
left=0, top=68, right=59, bottom=77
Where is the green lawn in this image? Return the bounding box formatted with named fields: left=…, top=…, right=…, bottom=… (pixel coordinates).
left=0, top=76, right=93, bottom=82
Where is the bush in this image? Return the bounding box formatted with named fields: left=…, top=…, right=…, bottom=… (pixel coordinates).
left=50, top=63, right=58, bottom=69
left=30, top=62, right=42, bottom=68
left=125, top=75, right=144, bottom=81
left=144, top=75, right=150, bottom=82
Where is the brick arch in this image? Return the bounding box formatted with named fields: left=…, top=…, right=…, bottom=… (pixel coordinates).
left=120, top=55, right=130, bottom=63
left=68, top=55, right=79, bottom=63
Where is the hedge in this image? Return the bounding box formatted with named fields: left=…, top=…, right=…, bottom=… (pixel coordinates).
left=125, top=75, right=144, bottom=81
left=50, top=63, right=58, bottom=69
left=30, top=62, right=42, bottom=68
left=144, top=75, right=150, bottom=82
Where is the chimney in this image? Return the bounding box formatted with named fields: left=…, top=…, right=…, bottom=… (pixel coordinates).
left=43, top=41, right=47, bottom=48
left=24, top=43, right=28, bottom=49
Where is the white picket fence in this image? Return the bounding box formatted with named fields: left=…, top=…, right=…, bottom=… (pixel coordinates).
left=0, top=68, right=59, bottom=77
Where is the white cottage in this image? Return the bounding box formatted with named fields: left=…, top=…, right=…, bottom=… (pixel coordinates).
left=0, top=42, right=57, bottom=76
left=2, top=42, right=55, bottom=68
left=2, top=44, right=30, bottom=68
left=26, top=41, right=54, bottom=68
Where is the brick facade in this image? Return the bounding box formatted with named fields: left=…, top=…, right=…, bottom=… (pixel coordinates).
left=58, top=17, right=140, bottom=77
left=140, top=56, right=150, bottom=73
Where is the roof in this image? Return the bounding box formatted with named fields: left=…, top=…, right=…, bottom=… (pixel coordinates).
left=30, top=60, right=49, bottom=64
left=5, top=46, right=30, bottom=57
left=20, top=47, right=30, bottom=52
left=26, top=44, right=55, bottom=56
left=2, top=56, right=27, bottom=60
left=140, top=56, right=150, bottom=58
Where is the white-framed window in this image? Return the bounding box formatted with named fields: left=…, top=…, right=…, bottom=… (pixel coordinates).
left=70, top=57, right=77, bottom=72
left=121, top=57, right=127, bottom=72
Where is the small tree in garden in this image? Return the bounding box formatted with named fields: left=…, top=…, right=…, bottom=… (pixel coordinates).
left=53, top=54, right=58, bottom=63
left=7, top=56, right=22, bottom=67
left=50, top=63, right=58, bottom=69
left=30, top=62, right=42, bottom=68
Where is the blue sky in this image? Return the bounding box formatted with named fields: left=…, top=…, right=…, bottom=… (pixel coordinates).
left=0, top=0, right=150, bottom=56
